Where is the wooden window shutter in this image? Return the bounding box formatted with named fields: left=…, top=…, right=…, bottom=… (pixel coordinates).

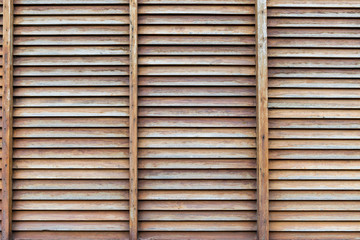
left=136, top=0, right=258, bottom=239
left=9, top=0, right=131, bottom=239
left=268, top=0, right=360, bottom=239
left=0, top=0, right=359, bottom=239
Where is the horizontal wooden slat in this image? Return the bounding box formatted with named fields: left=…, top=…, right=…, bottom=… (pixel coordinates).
left=268, top=18, right=360, bottom=27
left=14, top=118, right=129, bottom=127
left=139, top=15, right=255, bottom=25
left=139, top=26, right=255, bottom=35
left=270, top=160, right=360, bottom=170
left=268, top=8, right=360, bottom=18
left=13, top=159, right=129, bottom=169
left=138, top=222, right=256, bottom=231
left=14, top=138, right=129, bottom=148
left=270, top=170, right=360, bottom=180
left=139, top=97, right=255, bottom=107
left=138, top=149, right=256, bottom=158
left=139, top=232, right=256, bottom=240
left=15, top=26, right=129, bottom=35
left=270, top=140, right=360, bottom=149
left=15, top=5, right=129, bottom=15
left=139, top=211, right=256, bottom=221
left=271, top=190, right=360, bottom=200
left=15, top=0, right=129, bottom=3
left=13, top=221, right=129, bottom=231
left=269, top=28, right=360, bottom=38
left=139, top=128, right=255, bottom=138
left=14, top=128, right=128, bottom=138
left=270, top=222, right=360, bottom=232
left=14, top=107, right=129, bottom=117
left=138, top=139, right=255, bottom=148
left=13, top=232, right=130, bottom=240
left=13, top=180, right=129, bottom=190
left=139, top=201, right=256, bottom=210
left=139, top=169, right=256, bottom=179
left=270, top=232, right=360, bottom=240
left=139, top=36, right=255, bottom=45
left=13, top=200, right=129, bottom=210
left=13, top=149, right=129, bottom=158
left=139, top=107, right=256, bottom=117
left=13, top=169, right=129, bottom=179
left=13, top=191, right=129, bottom=200
left=15, top=16, right=129, bottom=25
left=271, top=180, right=360, bottom=190
left=138, top=5, right=254, bottom=14
left=270, top=201, right=360, bottom=211
left=268, top=0, right=360, bottom=8
left=139, top=159, right=256, bottom=169
left=14, top=211, right=129, bottom=221
left=139, top=190, right=256, bottom=200
left=15, top=87, right=129, bottom=96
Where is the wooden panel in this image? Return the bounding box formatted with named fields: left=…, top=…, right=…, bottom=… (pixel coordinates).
left=2, top=0, right=10, bottom=239
left=11, top=0, right=130, bottom=238
left=256, top=0, right=269, bottom=239
left=137, top=0, right=257, bottom=239
left=267, top=1, right=360, bottom=239
left=129, top=0, right=138, bottom=239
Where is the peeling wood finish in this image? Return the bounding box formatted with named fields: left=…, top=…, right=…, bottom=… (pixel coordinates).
left=2, top=0, right=14, bottom=239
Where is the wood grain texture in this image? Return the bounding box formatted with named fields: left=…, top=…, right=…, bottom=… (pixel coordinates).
left=267, top=0, right=360, bottom=237
left=2, top=0, right=14, bottom=239
left=11, top=0, right=131, bottom=237
left=256, top=0, right=269, bottom=239
left=129, top=0, right=138, bottom=239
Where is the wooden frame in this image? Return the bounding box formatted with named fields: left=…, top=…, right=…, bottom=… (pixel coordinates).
left=255, top=0, right=269, bottom=239
left=129, top=0, right=139, bottom=239
left=2, top=0, right=14, bottom=239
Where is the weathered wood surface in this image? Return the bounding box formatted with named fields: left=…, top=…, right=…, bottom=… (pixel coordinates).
left=267, top=0, right=360, bottom=239
left=256, top=0, right=269, bottom=239
left=129, top=0, right=138, bottom=239
left=9, top=0, right=131, bottom=238
left=2, top=0, right=14, bottom=239
left=0, top=0, right=358, bottom=239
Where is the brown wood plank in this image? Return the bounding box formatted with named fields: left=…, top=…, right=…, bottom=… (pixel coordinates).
left=13, top=232, right=130, bottom=240
left=256, top=0, right=269, bottom=239
left=129, top=0, right=138, bottom=239
left=267, top=0, right=360, bottom=8
left=139, top=232, right=256, bottom=240
left=2, top=0, right=13, bottom=239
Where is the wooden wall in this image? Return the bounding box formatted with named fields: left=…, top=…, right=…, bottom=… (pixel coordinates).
left=1, top=0, right=359, bottom=240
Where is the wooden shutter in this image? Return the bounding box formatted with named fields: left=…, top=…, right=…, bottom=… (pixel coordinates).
left=268, top=0, right=360, bottom=239
left=11, top=0, right=130, bottom=239
left=0, top=0, right=359, bottom=239
left=137, top=0, right=258, bottom=239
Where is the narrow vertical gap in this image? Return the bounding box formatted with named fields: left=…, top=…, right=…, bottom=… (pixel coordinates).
left=2, top=0, right=13, bottom=239
left=255, top=0, right=269, bottom=239
left=129, top=0, right=139, bottom=239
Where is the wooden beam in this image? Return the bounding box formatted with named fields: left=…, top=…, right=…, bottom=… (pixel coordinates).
left=2, top=0, right=14, bottom=239
left=129, top=0, right=138, bottom=239
left=255, top=0, right=269, bottom=239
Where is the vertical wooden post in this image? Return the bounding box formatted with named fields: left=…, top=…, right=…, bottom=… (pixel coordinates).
left=129, top=0, right=138, bottom=239
left=255, top=0, right=269, bottom=239
left=2, top=0, right=13, bottom=239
